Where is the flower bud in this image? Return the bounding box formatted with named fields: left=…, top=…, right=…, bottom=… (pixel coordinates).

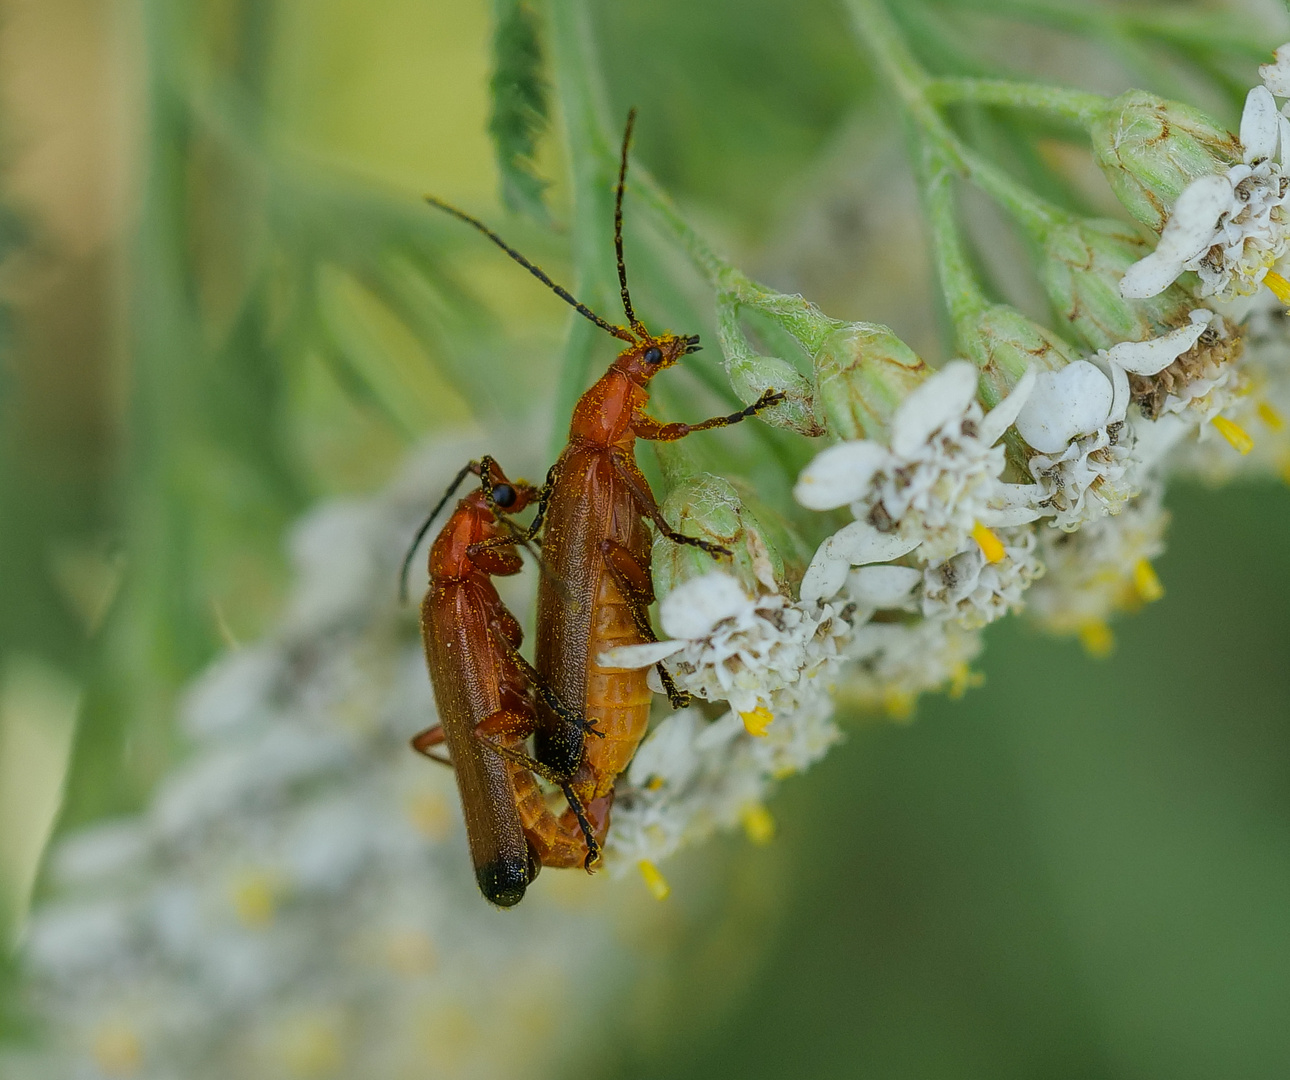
left=1041, top=218, right=1200, bottom=352
left=1089, top=91, right=1241, bottom=232
left=726, top=352, right=823, bottom=437
left=652, top=470, right=788, bottom=600
left=812, top=322, right=931, bottom=443
left=958, top=303, right=1082, bottom=408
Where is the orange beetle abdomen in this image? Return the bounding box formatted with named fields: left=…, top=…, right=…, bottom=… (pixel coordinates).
left=580, top=567, right=652, bottom=801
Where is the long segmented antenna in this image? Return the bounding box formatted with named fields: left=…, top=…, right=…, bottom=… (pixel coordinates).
left=424, top=195, right=636, bottom=345
left=614, top=108, right=647, bottom=338
left=399, top=461, right=474, bottom=603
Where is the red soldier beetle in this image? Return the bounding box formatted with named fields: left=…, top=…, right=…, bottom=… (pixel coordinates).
left=424, top=112, right=784, bottom=817
left=404, top=457, right=609, bottom=907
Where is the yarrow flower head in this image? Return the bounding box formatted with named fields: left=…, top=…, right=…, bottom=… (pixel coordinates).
left=1116, top=75, right=1290, bottom=301
left=797, top=351, right=1036, bottom=566
left=601, top=570, right=852, bottom=732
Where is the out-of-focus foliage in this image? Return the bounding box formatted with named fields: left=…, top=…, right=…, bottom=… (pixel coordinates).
left=489, top=0, right=553, bottom=220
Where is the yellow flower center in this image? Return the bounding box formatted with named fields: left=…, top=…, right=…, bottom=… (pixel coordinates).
left=971, top=521, right=1006, bottom=564
left=1211, top=415, right=1254, bottom=454
left=638, top=860, right=671, bottom=900
left=740, top=705, right=774, bottom=737
left=740, top=803, right=776, bottom=845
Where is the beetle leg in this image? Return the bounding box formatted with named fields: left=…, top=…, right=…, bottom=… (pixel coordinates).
left=601, top=539, right=693, bottom=711
left=409, top=725, right=454, bottom=768
left=476, top=723, right=579, bottom=787
left=559, top=783, right=603, bottom=871
left=487, top=623, right=603, bottom=739
left=631, top=388, right=785, bottom=441
left=608, top=451, right=731, bottom=558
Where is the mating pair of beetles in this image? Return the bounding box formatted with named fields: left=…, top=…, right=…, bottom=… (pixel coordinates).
left=404, top=114, right=782, bottom=907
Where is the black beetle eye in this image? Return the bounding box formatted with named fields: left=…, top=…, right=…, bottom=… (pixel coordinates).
left=643, top=346, right=664, bottom=364
left=491, top=483, right=517, bottom=509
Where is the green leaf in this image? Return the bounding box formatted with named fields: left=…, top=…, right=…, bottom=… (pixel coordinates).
left=488, top=0, right=552, bottom=222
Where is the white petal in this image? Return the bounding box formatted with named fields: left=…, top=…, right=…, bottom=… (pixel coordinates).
left=1119, top=251, right=1187, bottom=299
left=1104, top=317, right=1208, bottom=376
left=847, top=564, right=921, bottom=608
left=1242, top=86, right=1281, bottom=163
left=1109, top=361, right=1129, bottom=424
left=599, top=641, right=684, bottom=669
left=823, top=519, right=921, bottom=566
left=890, top=361, right=978, bottom=456
left=1014, top=361, right=1115, bottom=453
left=794, top=440, right=888, bottom=510
left=658, top=572, right=751, bottom=639
left=1120, top=174, right=1234, bottom=298
left=799, top=546, right=850, bottom=603
left=978, top=365, right=1036, bottom=446
left=1260, top=44, right=1290, bottom=97
left=979, top=482, right=1043, bottom=525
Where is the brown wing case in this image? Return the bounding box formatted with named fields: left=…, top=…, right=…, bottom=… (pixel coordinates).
left=421, top=581, right=533, bottom=906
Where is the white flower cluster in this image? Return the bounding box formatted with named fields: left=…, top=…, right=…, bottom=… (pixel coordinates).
left=598, top=570, right=852, bottom=867
left=795, top=360, right=1036, bottom=562
left=0, top=443, right=650, bottom=1080
left=1122, top=55, right=1290, bottom=301
left=781, top=312, right=1236, bottom=688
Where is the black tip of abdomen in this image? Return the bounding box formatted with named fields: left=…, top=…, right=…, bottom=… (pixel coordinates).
left=477, top=857, right=531, bottom=908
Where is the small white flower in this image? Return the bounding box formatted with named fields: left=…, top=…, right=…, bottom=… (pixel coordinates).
left=1121, top=85, right=1290, bottom=300
left=1261, top=44, right=1290, bottom=98
left=1013, top=317, right=1214, bottom=529
left=840, top=618, right=984, bottom=717
left=602, top=571, right=851, bottom=721
left=1027, top=484, right=1170, bottom=636
left=918, top=527, right=1044, bottom=629
left=1016, top=360, right=1135, bottom=528
left=794, top=361, right=1037, bottom=566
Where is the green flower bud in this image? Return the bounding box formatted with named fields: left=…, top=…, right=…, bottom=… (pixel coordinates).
left=958, top=304, right=1082, bottom=408
left=1042, top=218, right=1199, bottom=352
left=726, top=352, right=823, bottom=437
left=1089, top=90, right=1240, bottom=232
left=652, top=470, right=787, bottom=599
left=812, top=322, right=930, bottom=443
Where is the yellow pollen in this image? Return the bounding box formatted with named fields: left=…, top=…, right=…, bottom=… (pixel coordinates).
left=92, top=1025, right=143, bottom=1077
left=1132, top=559, right=1165, bottom=603
left=740, top=705, right=774, bottom=737
left=971, top=521, right=1006, bottom=564
left=1211, top=415, right=1254, bottom=454
left=1264, top=269, right=1290, bottom=305
left=740, top=803, right=776, bottom=845
left=1258, top=402, right=1286, bottom=431
left=638, top=860, right=671, bottom=900
left=884, top=690, right=915, bottom=721
left=646, top=775, right=665, bottom=791
left=948, top=661, right=984, bottom=700
left=230, top=871, right=279, bottom=928
left=1078, top=621, right=1115, bottom=658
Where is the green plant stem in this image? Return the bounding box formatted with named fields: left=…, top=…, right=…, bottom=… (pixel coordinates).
left=930, top=0, right=1279, bottom=60
left=544, top=0, right=623, bottom=459
left=917, top=139, right=989, bottom=336
left=926, top=77, right=1107, bottom=124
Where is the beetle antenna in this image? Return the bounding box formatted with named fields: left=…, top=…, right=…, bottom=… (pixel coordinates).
left=614, top=108, right=648, bottom=338
left=399, top=461, right=476, bottom=603
left=424, top=196, right=636, bottom=344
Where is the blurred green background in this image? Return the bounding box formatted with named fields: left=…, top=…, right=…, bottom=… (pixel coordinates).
left=0, top=0, right=1287, bottom=1074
